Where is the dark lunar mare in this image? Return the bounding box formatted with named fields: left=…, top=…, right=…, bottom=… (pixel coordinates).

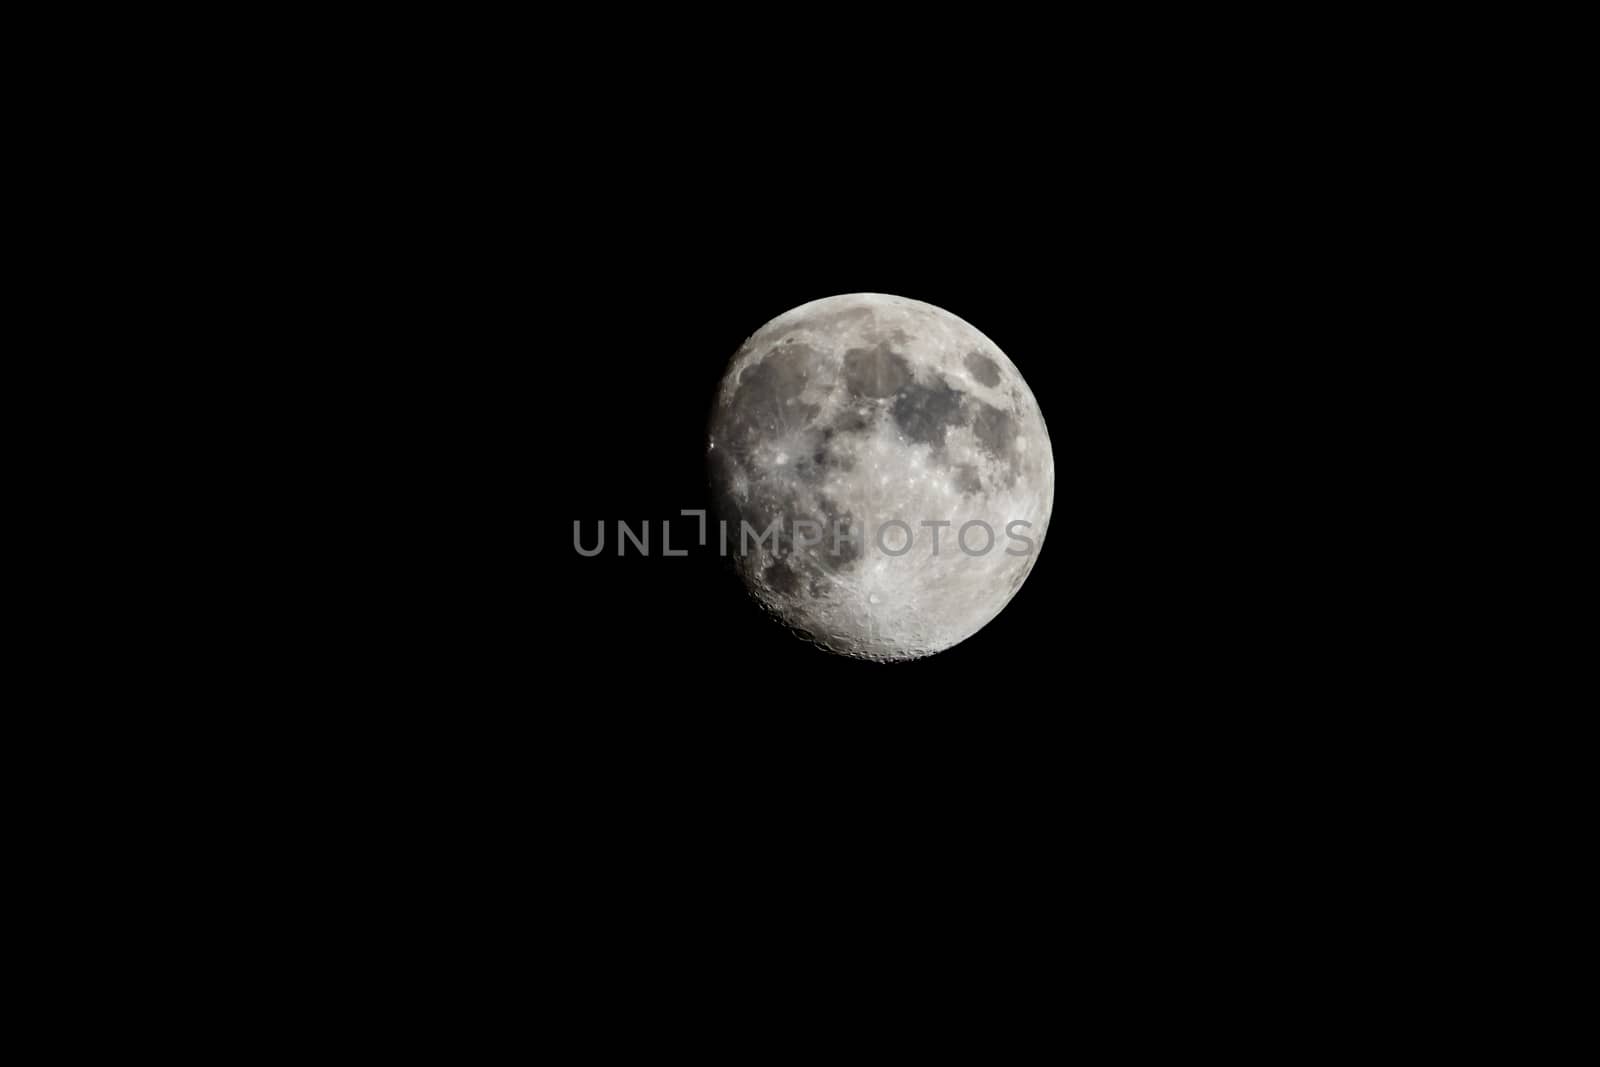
left=724, top=341, right=822, bottom=453
left=969, top=401, right=1021, bottom=485
left=891, top=377, right=966, bottom=447
left=842, top=343, right=912, bottom=398
left=964, top=350, right=1002, bottom=387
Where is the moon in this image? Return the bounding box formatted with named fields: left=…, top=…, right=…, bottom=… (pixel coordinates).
left=707, top=293, right=1054, bottom=661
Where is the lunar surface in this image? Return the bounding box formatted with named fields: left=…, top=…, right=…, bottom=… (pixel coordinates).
left=708, top=293, right=1053, bottom=661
